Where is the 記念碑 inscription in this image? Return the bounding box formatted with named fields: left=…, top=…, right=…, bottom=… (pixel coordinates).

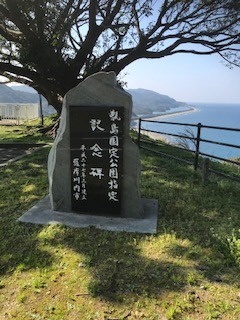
left=70, top=106, right=124, bottom=215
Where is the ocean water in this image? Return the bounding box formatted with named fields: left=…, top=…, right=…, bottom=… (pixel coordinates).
left=140, top=103, right=240, bottom=160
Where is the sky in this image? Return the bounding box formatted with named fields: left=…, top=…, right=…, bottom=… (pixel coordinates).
left=2, top=52, right=240, bottom=104
left=1, top=0, right=239, bottom=105
left=122, top=52, right=240, bottom=104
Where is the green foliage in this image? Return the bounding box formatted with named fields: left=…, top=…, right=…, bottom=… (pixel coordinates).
left=0, top=126, right=240, bottom=319
left=227, top=229, right=240, bottom=266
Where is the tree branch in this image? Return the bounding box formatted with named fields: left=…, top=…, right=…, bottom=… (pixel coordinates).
left=4, top=0, right=35, bottom=41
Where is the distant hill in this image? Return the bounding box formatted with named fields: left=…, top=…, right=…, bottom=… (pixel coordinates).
left=0, top=84, right=55, bottom=115
left=0, top=84, right=187, bottom=117
left=0, top=84, right=38, bottom=103
left=127, top=88, right=187, bottom=116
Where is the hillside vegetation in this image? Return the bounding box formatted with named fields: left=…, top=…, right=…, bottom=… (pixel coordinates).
left=0, top=84, right=187, bottom=118
left=0, top=122, right=240, bottom=320
left=128, top=88, right=187, bottom=116
left=0, top=84, right=38, bottom=103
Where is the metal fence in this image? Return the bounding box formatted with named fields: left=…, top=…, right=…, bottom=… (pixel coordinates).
left=137, top=118, right=240, bottom=183
left=0, top=103, right=39, bottom=124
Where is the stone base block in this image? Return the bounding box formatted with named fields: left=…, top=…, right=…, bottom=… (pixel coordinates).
left=18, top=196, right=158, bottom=234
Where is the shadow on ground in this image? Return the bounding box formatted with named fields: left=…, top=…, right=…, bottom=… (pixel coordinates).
left=1, top=146, right=240, bottom=303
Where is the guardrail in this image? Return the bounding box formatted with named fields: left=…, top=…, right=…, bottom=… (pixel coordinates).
left=137, top=118, right=240, bottom=183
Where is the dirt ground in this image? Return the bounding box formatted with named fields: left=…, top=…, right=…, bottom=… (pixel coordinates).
left=0, top=144, right=45, bottom=166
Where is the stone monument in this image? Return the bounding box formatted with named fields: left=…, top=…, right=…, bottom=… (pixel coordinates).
left=48, top=71, right=144, bottom=218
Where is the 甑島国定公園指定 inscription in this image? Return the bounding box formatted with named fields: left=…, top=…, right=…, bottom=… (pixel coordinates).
left=70, top=106, right=124, bottom=216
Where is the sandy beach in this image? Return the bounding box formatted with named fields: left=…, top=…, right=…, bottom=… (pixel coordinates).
left=132, top=106, right=199, bottom=142
left=145, top=106, right=199, bottom=121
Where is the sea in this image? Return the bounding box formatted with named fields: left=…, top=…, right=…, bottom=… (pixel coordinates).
left=139, top=103, right=240, bottom=160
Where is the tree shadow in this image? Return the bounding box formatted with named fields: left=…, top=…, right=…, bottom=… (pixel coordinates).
left=140, top=150, right=240, bottom=281
left=45, top=226, right=193, bottom=301
left=0, top=148, right=55, bottom=276
left=1, top=145, right=239, bottom=304
left=0, top=145, right=44, bottom=165
left=0, top=223, right=54, bottom=276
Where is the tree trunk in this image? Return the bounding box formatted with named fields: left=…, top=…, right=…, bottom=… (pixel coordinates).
left=38, top=117, right=60, bottom=137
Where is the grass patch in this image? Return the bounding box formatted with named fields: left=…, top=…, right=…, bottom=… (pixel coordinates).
left=0, top=125, right=240, bottom=319
left=0, top=115, right=55, bottom=144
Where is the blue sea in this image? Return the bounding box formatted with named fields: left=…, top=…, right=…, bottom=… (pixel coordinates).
left=140, top=103, right=240, bottom=160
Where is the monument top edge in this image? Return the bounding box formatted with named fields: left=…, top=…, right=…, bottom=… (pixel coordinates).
left=77, top=71, right=117, bottom=87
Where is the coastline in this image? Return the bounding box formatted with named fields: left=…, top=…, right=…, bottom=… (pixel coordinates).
left=132, top=103, right=240, bottom=160
left=143, top=106, right=199, bottom=121
left=132, top=106, right=199, bottom=142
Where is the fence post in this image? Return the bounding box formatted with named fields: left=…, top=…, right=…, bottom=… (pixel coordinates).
left=39, top=94, right=44, bottom=126
left=137, top=118, right=142, bottom=148
left=194, top=122, right=202, bottom=170
left=202, top=157, right=210, bottom=185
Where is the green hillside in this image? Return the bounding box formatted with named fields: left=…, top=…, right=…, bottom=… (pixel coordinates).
left=128, top=88, right=188, bottom=116
left=0, top=84, right=188, bottom=117
left=0, top=84, right=38, bottom=103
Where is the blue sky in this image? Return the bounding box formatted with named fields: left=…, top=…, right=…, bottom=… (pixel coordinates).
left=123, top=53, right=240, bottom=104
left=3, top=52, right=239, bottom=104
